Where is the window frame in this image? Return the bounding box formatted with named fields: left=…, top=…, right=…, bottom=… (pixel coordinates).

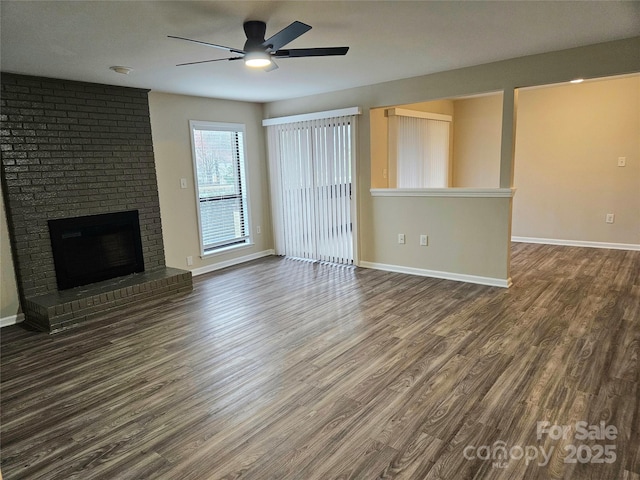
left=189, top=120, right=252, bottom=257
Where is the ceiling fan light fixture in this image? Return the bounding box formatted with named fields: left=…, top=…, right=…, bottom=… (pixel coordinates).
left=244, top=51, right=272, bottom=68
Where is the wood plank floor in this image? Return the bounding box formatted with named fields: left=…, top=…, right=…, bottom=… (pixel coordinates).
left=1, top=243, right=639, bottom=480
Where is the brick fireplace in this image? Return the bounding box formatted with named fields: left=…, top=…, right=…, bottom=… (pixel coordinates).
left=1, top=73, right=192, bottom=333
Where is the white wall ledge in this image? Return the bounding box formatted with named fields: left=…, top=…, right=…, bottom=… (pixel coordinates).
left=370, top=188, right=515, bottom=198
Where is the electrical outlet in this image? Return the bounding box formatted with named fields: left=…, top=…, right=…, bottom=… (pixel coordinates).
left=606, top=213, right=615, bottom=224
left=617, top=157, right=626, bottom=167
left=420, top=235, right=428, bottom=246
left=398, top=233, right=405, bottom=244
left=383, top=168, right=388, bottom=179
left=256, top=225, right=261, bottom=234
left=186, top=255, right=193, bottom=266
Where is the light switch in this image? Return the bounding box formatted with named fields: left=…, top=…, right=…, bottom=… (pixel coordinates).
left=180, top=178, right=188, bottom=189
left=617, top=157, right=626, bottom=167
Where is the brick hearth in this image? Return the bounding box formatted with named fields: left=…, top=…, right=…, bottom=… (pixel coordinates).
left=0, top=73, right=192, bottom=333
left=23, top=267, right=192, bottom=333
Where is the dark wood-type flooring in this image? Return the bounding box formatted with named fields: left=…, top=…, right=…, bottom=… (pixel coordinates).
left=1, top=243, right=639, bottom=479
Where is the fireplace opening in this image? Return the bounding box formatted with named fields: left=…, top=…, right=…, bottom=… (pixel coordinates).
left=48, top=210, right=145, bottom=290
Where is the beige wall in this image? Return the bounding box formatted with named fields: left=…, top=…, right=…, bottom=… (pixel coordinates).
left=1, top=188, right=21, bottom=320
left=148, top=92, right=272, bottom=272
left=401, top=100, right=455, bottom=115
left=513, top=75, right=640, bottom=245
left=369, top=196, right=511, bottom=279
left=265, top=37, right=640, bottom=282
left=452, top=94, right=503, bottom=187
left=370, top=107, right=389, bottom=188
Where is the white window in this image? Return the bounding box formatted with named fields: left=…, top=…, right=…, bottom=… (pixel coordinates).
left=387, top=108, right=452, bottom=188
left=189, top=121, right=250, bottom=254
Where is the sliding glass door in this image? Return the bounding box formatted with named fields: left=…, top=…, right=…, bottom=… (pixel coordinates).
left=266, top=110, right=358, bottom=265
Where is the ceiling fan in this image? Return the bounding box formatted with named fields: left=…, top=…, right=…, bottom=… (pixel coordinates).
left=169, top=20, right=349, bottom=72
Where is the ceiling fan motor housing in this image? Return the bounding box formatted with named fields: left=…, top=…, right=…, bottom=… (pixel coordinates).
left=243, top=21, right=268, bottom=52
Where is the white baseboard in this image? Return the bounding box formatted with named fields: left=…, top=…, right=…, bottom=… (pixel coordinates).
left=1, top=313, right=24, bottom=328
left=191, top=249, right=275, bottom=277
left=511, top=236, right=640, bottom=251
left=359, top=261, right=511, bottom=288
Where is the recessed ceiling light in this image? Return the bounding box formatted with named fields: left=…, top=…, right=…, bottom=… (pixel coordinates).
left=570, top=78, right=584, bottom=84
left=110, top=66, right=133, bottom=75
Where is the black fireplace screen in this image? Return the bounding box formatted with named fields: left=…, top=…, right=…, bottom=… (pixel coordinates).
left=48, top=210, right=145, bottom=290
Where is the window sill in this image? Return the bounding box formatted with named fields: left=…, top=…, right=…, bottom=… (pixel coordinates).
left=201, top=242, right=254, bottom=258
left=370, top=188, right=516, bottom=198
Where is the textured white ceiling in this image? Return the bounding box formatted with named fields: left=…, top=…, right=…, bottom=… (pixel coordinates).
left=1, top=1, right=639, bottom=103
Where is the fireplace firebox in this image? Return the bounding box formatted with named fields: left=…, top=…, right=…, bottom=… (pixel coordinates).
left=48, top=210, right=145, bottom=290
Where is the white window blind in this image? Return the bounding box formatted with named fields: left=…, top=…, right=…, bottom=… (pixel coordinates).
left=265, top=109, right=359, bottom=265
left=388, top=109, right=451, bottom=188
left=189, top=121, right=249, bottom=253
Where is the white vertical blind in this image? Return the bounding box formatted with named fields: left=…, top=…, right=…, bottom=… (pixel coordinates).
left=265, top=111, right=358, bottom=265
left=390, top=111, right=451, bottom=188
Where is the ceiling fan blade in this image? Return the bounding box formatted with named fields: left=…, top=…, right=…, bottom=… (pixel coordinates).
left=263, top=21, right=311, bottom=51
left=176, top=57, right=243, bottom=66
left=168, top=35, right=245, bottom=55
left=274, top=47, right=349, bottom=58
left=264, top=60, right=279, bottom=72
